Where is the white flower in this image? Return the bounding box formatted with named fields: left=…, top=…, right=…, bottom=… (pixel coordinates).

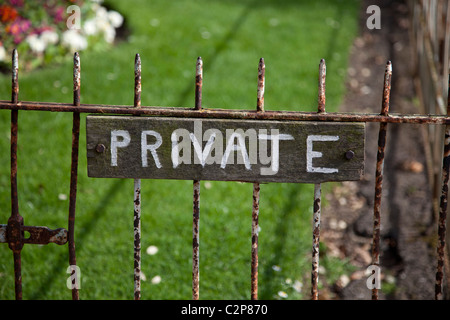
left=146, top=245, right=158, bottom=255
left=151, top=275, right=161, bottom=284
left=26, top=34, right=46, bottom=53
left=103, top=26, right=116, bottom=44
left=108, top=10, right=123, bottom=28
left=40, top=30, right=59, bottom=45
left=95, top=6, right=108, bottom=21
left=293, top=280, right=303, bottom=293
left=277, top=291, right=288, bottom=298
left=0, top=46, right=6, bottom=62
left=62, top=30, right=88, bottom=52
left=83, top=19, right=98, bottom=36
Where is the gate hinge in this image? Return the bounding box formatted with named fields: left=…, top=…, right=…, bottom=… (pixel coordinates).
left=0, top=224, right=68, bottom=247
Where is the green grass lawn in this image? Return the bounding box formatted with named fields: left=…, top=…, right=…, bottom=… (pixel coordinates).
left=0, top=0, right=360, bottom=299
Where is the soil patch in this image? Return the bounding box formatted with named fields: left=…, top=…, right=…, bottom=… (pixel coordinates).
left=320, top=0, right=447, bottom=300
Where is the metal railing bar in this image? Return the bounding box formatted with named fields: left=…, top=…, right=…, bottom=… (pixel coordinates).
left=251, top=58, right=264, bottom=300
left=435, top=75, right=450, bottom=300
left=133, top=53, right=142, bottom=300
left=2, top=100, right=450, bottom=125
left=311, top=58, right=326, bottom=300
left=371, top=61, right=392, bottom=300
left=192, top=57, right=202, bottom=300
left=8, top=49, right=23, bottom=300
left=68, top=52, right=81, bottom=300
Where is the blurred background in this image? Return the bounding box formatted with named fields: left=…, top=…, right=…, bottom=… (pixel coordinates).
left=4, top=0, right=444, bottom=300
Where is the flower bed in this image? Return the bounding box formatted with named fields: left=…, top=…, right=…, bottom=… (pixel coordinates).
left=0, top=0, right=124, bottom=72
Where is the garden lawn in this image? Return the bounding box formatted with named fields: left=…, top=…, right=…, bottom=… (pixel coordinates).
left=0, top=0, right=360, bottom=299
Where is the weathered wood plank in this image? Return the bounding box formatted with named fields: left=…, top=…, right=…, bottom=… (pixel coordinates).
left=86, top=116, right=365, bottom=183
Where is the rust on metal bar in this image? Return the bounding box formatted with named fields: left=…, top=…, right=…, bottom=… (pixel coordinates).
left=192, top=180, right=200, bottom=300
left=251, top=58, right=264, bottom=300
left=318, top=59, right=326, bottom=114
left=371, top=61, right=392, bottom=300
left=7, top=49, right=23, bottom=300
left=133, top=178, right=141, bottom=300
left=2, top=100, right=450, bottom=124
left=68, top=52, right=80, bottom=300
left=4, top=225, right=68, bottom=245
left=251, top=182, right=260, bottom=301
left=134, top=53, right=142, bottom=108
left=312, top=59, right=326, bottom=300
left=192, top=57, right=203, bottom=300
left=256, top=58, right=265, bottom=113
left=435, top=75, right=450, bottom=300
left=133, top=53, right=142, bottom=300
left=195, top=57, right=203, bottom=111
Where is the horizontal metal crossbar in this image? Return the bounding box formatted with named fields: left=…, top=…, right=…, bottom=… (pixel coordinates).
left=1, top=100, right=450, bottom=124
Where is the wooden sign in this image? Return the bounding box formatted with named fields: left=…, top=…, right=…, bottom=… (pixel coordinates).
left=86, top=116, right=365, bottom=183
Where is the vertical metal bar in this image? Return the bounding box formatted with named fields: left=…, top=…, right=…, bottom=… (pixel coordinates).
left=251, top=58, right=264, bottom=300
left=251, top=182, right=260, bottom=300
left=68, top=52, right=80, bottom=300
left=195, top=57, right=202, bottom=112
left=133, top=53, right=142, bottom=300
left=192, top=57, right=202, bottom=300
left=312, top=59, right=326, bottom=300
left=371, top=61, right=392, bottom=300
left=9, top=49, right=23, bottom=300
left=317, top=58, right=326, bottom=114
left=435, top=75, right=450, bottom=300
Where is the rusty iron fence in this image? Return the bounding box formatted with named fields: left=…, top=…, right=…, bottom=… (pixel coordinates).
left=409, top=0, right=450, bottom=273
left=0, top=49, right=449, bottom=300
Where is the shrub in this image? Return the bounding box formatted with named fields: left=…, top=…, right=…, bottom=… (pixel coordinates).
left=0, top=0, right=124, bottom=72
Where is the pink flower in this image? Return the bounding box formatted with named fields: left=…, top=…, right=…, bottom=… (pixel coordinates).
left=8, top=0, right=24, bottom=7
left=7, top=17, right=31, bottom=35
left=54, top=6, right=65, bottom=23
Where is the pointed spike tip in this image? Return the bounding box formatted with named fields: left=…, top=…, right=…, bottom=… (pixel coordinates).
left=135, top=54, right=141, bottom=73
left=386, top=61, right=392, bottom=72
left=12, top=49, right=18, bottom=67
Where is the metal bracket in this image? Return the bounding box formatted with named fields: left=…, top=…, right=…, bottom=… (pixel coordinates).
left=0, top=224, right=68, bottom=246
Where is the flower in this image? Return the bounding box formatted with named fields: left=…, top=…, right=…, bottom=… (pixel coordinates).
left=108, top=10, right=123, bottom=28
left=0, top=0, right=125, bottom=72
left=103, top=25, right=116, bottom=44
left=0, top=5, right=18, bottom=23
left=272, top=265, right=281, bottom=272
left=0, top=45, right=6, bottom=62
left=292, top=280, right=303, bottom=293
left=40, top=30, right=59, bottom=45
left=151, top=275, right=162, bottom=284
left=6, top=17, right=31, bottom=35
left=26, top=34, right=46, bottom=53
left=83, top=19, right=98, bottom=36
left=146, top=245, right=158, bottom=255
left=9, top=0, right=24, bottom=6
left=62, top=30, right=88, bottom=52
left=53, top=6, right=65, bottom=23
